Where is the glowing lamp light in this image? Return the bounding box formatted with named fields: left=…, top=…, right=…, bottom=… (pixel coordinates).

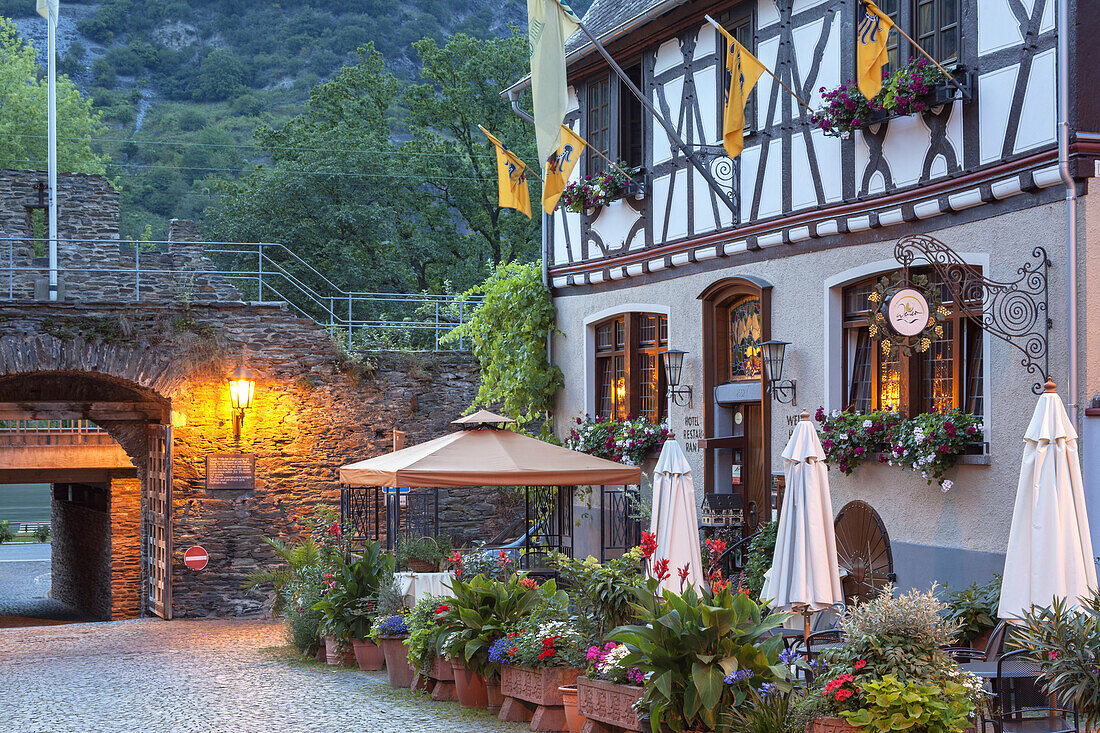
left=228, top=362, right=256, bottom=441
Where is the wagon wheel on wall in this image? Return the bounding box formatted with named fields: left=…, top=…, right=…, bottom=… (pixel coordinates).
left=834, top=500, right=895, bottom=605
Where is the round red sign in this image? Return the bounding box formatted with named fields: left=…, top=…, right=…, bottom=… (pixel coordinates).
left=184, top=545, right=209, bottom=571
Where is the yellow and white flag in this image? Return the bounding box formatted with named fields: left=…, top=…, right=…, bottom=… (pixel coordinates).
left=481, top=127, right=532, bottom=219
left=528, top=0, right=581, bottom=166
left=542, top=125, right=586, bottom=214
left=716, top=27, right=765, bottom=159
left=36, top=0, right=58, bottom=19
left=856, top=0, right=894, bottom=100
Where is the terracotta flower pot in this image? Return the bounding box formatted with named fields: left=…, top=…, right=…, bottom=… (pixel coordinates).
left=380, top=637, right=415, bottom=687
left=314, top=637, right=327, bottom=662
left=429, top=656, right=457, bottom=701
left=577, top=677, right=644, bottom=732
left=351, top=639, right=385, bottom=671
left=486, top=681, right=504, bottom=715
left=807, top=717, right=861, bottom=733
left=560, top=685, right=584, bottom=733
left=324, top=635, right=355, bottom=666
left=452, top=658, right=489, bottom=709
left=499, top=665, right=584, bottom=731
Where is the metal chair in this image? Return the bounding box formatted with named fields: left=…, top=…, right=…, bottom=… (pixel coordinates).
left=982, top=650, right=1078, bottom=733
left=790, top=629, right=845, bottom=684
left=945, top=619, right=1011, bottom=663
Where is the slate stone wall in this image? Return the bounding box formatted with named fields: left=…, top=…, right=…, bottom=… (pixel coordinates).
left=110, top=477, right=142, bottom=620
left=1, top=301, right=501, bottom=618
left=51, top=492, right=111, bottom=620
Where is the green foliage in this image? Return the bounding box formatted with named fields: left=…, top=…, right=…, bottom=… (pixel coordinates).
left=443, top=261, right=563, bottom=424
left=725, top=687, right=798, bottom=733
left=508, top=620, right=589, bottom=668
left=1015, top=592, right=1100, bottom=729
left=403, top=593, right=449, bottom=675
left=943, top=574, right=1000, bottom=645
left=0, top=520, right=13, bottom=544
left=34, top=524, right=51, bottom=543
left=743, top=521, right=778, bottom=600
left=0, top=18, right=108, bottom=174
left=550, top=549, right=647, bottom=639
left=311, top=538, right=396, bottom=641
left=396, top=535, right=453, bottom=571
left=784, top=690, right=830, bottom=733
left=840, top=675, right=974, bottom=733
left=609, top=585, right=793, bottom=733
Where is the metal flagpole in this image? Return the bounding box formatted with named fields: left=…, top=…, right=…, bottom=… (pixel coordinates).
left=574, top=21, right=738, bottom=215
left=46, top=4, right=58, bottom=301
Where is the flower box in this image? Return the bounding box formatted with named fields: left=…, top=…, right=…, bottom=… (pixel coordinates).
left=806, top=717, right=861, bottom=733
left=576, top=677, right=644, bottom=732
left=500, top=665, right=584, bottom=731
left=429, top=656, right=457, bottom=701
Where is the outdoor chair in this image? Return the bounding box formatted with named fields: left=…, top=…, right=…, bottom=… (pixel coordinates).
left=981, top=650, right=1078, bottom=733
left=791, top=629, right=845, bottom=684
left=945, top=619, right=1011, bottom=663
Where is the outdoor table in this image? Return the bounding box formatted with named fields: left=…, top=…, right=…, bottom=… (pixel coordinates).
left=394, top=571, right=452, bottom=606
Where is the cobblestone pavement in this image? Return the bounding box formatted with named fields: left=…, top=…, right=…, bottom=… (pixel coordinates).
left=0, top=545, right=89, bottom=624
left=1, top=619, right=527, bottom=733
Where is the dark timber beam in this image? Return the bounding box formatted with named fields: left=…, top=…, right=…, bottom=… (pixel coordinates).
left=0, top=401, right=166, bottom=421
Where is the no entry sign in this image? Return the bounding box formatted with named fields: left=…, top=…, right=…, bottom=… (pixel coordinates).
left=183, top=545, right=209, bottom=571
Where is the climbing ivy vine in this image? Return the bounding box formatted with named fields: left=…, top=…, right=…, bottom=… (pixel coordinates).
left=443, top=261, right=563, bottom=426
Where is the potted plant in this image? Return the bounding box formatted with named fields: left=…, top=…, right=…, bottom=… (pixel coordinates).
left=576, top=643, right=648, bottom=733
left=311, top=538, right=395, bottom=670
left=497, top=620, right=590, bottom=731
left=405, top=594, right=455, bottom=700
left=944, top=575, right=1001, bottom=649
left=557, top=163, right=643, bottom=214
left=372, top=614, right=414, bottom=687
left=397, top=535, right=453, bottom=573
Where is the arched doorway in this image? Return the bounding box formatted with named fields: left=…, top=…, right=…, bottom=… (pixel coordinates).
left=698, top=277, right=773, bottom=533
left=0, top=371, right=172, bottom=623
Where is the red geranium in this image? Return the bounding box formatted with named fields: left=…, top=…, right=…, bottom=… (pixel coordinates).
left=640, top=531, right=657, bottom=559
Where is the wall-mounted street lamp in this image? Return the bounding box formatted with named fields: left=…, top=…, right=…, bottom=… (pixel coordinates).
left=760, top=339, right=796, bottom=405
left=228, top=361, right=256, bottom=441
left=662, top=349, right=693, bottom=407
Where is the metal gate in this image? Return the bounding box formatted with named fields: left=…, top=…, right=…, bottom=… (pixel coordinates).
left=144, top=424, right=173, bottom=619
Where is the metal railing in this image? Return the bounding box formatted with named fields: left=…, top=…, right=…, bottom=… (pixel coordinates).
left=2, top=238, right=482, bottom=351
left=0, top=419, right=113, bottom=447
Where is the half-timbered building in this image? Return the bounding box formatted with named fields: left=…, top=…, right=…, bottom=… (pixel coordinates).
left=507, top=0, right=1100, bottom=591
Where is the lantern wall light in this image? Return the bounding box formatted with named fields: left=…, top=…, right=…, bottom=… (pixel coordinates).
left=662, top=349, right=693, bottom=407
left=759, top=339, right=796, bottom=404
left=228, top=361, right=256, bottom=441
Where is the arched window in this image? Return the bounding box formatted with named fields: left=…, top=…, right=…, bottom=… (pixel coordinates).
left=594, top=313, right=668, bottom=424
left=727, top=296, right=762, bottom=382
left=842, top=272, right=983, bottom=416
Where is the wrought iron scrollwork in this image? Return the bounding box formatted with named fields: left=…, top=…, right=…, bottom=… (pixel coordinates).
left=893, top=235, right=1051, bottom=394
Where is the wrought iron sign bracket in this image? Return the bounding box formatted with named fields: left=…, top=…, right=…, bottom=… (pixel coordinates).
left=893, top=235, right=1051, bottom=394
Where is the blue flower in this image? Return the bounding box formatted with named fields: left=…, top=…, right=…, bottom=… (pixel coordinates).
left=724, top=669, right=754, bottom=685
left=779, top=649, right=802, bottom=666
left=757, top=682, right=779, bottom=699
left=488, top=637, right=514, bottom=665
left=377, top=615, right=408, bottom=637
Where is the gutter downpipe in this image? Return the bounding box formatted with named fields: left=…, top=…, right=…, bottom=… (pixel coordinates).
left=1056, top=0, right=1079, bottom=425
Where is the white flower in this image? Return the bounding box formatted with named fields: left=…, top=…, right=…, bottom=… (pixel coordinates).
left=921, top=471, right=929, bottom=479
left=941, top=479, right=954, bottom=492
left=839, top=433, right=849, bottom=442
left=620, top=456, right=635, bottom=466
left=862, top=419, right=872, bottom=428
left=831, top=409, right=841, bottom=418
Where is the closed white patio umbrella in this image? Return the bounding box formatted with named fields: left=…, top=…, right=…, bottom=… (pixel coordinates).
left=761, top=410, right=844, bottom=635
left=999, top=380, right=1098, bottom=620
left=649, top=439, right=706, bottom=593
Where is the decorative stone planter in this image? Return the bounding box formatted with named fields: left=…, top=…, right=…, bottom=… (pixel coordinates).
left=500, top=665, right=584, bottom=732
left=351, top=639, right=385, bottom=671
left=324, top=635, right=355, bottom=666
left=380, top=637, right=415, bottom=688
left=451, top=658, right=488, bottom=708
left=807, top=717, right=861, bottom=733
left=576, top=677, right=644, bottom=733
left=429, top=656, right=457, bottom=701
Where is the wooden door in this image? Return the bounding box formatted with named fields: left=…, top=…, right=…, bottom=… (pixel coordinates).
left=144, top=423, right=173, bottom=619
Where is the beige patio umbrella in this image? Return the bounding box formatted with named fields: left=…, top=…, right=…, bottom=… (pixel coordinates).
left=649, top=439, right=706, bottom=593
left=339, top=411, right=641, bottom=487
left=761, top=410, right=844, bottom=637
left=998, top=380, right=1098, bottom=620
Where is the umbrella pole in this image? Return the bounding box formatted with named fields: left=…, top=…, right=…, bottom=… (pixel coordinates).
left=802, top=607, right=813, bottom=646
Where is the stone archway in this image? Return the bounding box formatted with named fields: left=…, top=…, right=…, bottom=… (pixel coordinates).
left=0, top=340, right=180, bottom=621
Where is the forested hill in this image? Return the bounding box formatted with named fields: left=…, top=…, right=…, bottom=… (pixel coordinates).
left=2, top=0, right=589, bottom=239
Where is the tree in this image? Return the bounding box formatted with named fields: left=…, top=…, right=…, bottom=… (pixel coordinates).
left=0, top=17, right=108, bottom=174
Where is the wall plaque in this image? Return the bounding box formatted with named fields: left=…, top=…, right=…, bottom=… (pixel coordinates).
left=206, top=453, right=256, bottom=491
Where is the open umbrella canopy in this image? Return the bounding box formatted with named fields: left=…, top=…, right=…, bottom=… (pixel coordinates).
left=338, top=411, right=641, bottom=487
left=999, top=382, right=1098, bottom=620
left=650, top=439, right=706, bottom=593
left=761, top=411, right=844, bottom=613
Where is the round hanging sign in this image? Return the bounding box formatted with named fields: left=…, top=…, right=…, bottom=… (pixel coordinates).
left=884, top=287, right=931, bottom=337
left=184, top=545, right=209, bottom=571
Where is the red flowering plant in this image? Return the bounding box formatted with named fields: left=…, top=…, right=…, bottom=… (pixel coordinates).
left=881, top=58, right=949, bottom=116
left=810, top=81, right=881, bottom=138
left=884, top=410, right=983, bottom=489
left=566, top=414, right=671, bottom=467
left=508, top=620, right=589, bottom=669
left=557, top=162, right=640, bottom=213
left=816, top=406, right=903, bottom=475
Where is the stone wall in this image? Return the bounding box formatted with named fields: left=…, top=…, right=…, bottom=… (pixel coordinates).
left=51, top=486, right=111, bottom=620
left=0, top=169, right=239, bottom=302
left=110, top=477, right=141, bottom=620
left=1, top=300, right=504, bottom=618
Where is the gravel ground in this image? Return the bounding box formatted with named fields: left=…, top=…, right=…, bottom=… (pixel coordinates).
left=0, top=618, right=527, bottom=733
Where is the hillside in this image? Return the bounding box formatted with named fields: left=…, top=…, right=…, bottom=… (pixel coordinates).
left=3, top=0, right=589, bottom=239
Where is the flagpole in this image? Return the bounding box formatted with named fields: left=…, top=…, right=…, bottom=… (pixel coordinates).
left=477, top=125, right=545, bottom=182
left=46, top=5, right=58, bottom=301
left=574, top=20, right=738, bottom=215
left=570, top=127, right=633, bottom=180
left=887, top=24, right=969, bottom=98
left=704, top=15, right=816, bottom=115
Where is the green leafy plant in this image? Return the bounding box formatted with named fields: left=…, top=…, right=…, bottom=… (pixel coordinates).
left=742, top=521, right=778, bottom=600
left=816, top=407, right=903, bottom=475
left=811, top=58, right=950, bottom=137
left=0, top=520, right=13, bottom=544
left=1014, top=592, right=1100, bottom=729
left=550, top=549, right=647, bottom=639
left=943, top=574, right=1000, bottom=645
left=442, top=261, right=563, bottom=426
left=507, top=620, right=590, bottom=669
left=885, top=410, right=984, bottom=487
left=33, top=524, right=50, bottom=543
left=725, top=686, right=798, bottom=733
left=840, top=675, right=974, bottom=733
left=396, top=535, right=453, bottom=571
left=311, top=538, right=396, bottom=641
left=610, top=584, right=793, bottom=733
left=557, top=162, right=641, bottom=212
left=565, top=415, right=670, bottom=467
left=404, top=594, right=450, bottom=675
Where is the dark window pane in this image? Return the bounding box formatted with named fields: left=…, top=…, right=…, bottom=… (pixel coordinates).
left=848, top=328, right=874, bottom=413
left=964, top=321, right=983, bottom=416
left=919, top=321, right=953, bottom=414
